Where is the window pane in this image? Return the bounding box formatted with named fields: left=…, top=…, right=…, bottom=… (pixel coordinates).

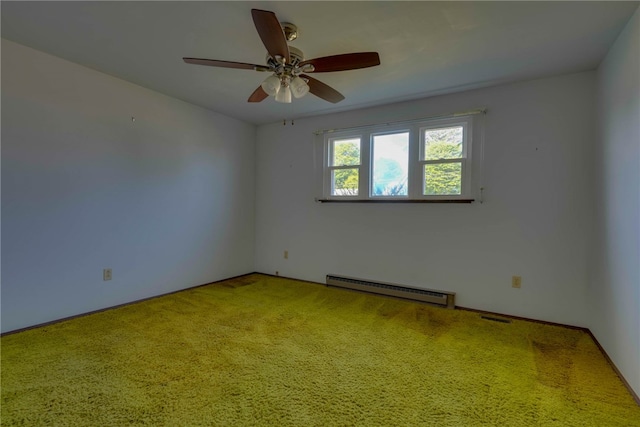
left=372, top=132, right=409, bottom=196
left=331, top=138, right=360, bottom=166
left=332, top=168, right=359, bottom=196
left=423, top=126, right=463, bottom=160
left=424, top=162, right=462, bottom=195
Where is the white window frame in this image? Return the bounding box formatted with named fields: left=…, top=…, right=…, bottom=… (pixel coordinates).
left=325, top=133, right=364, bottom=199
left=417, top=117, right=472, bottom=200
left=322, top=115, right=474, bottom=201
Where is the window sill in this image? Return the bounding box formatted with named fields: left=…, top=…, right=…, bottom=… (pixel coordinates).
left=315, top=198, right=475, bottom=204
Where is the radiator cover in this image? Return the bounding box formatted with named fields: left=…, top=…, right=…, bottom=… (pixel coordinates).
left=326, top=275, right=455, bottom=309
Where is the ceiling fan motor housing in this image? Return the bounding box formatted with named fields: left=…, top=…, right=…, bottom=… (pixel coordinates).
left=281, top=22, right=298, bottom=41
left=266, top=46, right=305, bottom=67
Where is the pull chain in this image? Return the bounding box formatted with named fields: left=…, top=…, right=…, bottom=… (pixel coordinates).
left=283, top=102, right=296, bottom=126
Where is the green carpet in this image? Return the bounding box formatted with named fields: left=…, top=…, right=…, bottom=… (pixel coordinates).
left=2, top=274, right=638, bottom=426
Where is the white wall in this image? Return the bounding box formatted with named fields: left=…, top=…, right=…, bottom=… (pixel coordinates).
left=1, top=39, right=256, bottom=332
left=255, top=72, right=595, bottom=327
left=591, top=7, right=640, bottom=396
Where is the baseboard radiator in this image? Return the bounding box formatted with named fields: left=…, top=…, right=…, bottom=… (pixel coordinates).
left=326, top=275, right=455, bottom=309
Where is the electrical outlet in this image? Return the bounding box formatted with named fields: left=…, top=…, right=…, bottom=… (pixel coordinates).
left=284, top=250, right=288, bottom=259
left=512, top=276, right=521, bottom=288
left=103, top=268, right=112, bottom=281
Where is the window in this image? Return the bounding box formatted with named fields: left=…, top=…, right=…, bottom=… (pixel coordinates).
left=421, top=125, right=466, bottom=196
left=372, top=132, right=409, bottom=196
left=328, top=137, right=361, bottom=196
left=321, top=115, right=475, bottom=201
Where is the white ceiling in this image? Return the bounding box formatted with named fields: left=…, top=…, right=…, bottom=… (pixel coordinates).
left=2, top=1, right=638, bottom=125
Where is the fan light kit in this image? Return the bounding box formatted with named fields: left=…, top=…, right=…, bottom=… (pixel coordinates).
left=259, top=46, right=313, bottom=103
left=183, top=9, right=381, bottom=104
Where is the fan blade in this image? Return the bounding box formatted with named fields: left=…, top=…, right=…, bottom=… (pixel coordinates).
left=251, top=9, right=290, bottom=64
left=183, top=57, right=270, bottom=71
left=299, top=52, right=380, bottom=73
left=248, top=86, right=269, bottom=103
left=301, top=75, right=345, bottom=103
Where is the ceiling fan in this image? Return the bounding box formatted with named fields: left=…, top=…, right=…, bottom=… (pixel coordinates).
left=183, top=9, right=381, bottom=104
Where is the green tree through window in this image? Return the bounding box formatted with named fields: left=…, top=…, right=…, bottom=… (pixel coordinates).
left=423, top=127, right=463, bottom=195
left=333, top=141, right=359, bottom=195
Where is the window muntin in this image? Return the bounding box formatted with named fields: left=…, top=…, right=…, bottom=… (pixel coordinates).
left=322, top=116, right=473, bottom=201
